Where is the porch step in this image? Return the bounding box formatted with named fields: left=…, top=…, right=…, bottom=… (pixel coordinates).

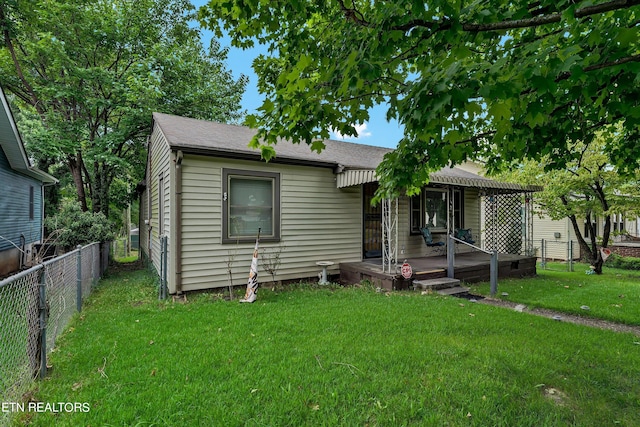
left=413, top=277, right=461, bottom=291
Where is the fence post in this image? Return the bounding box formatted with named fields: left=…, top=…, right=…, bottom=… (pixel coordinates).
left=541, top=239, right=546, bottom=269
left=568, top=240, right=574, bottom=272
left=38, top=268, right=47, bottom=379
left=76, top=245, right=82, bottom=312
left=447, top=234, right=454, bottom=279
left=490, top=250, right=498, bottom=297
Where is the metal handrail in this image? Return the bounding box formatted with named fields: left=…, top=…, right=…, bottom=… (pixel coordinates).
left=448, top=234, right=498, bottom=296
left=448, top=235, right=492, bottom=255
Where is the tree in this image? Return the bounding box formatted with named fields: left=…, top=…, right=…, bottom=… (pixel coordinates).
left=496, top=127, right=640, bottom=273
left=1, top=0, right=247, bottom=215
left=198, top=0, right=640, bottom=198
left=44, top=199, right=115, bottom=250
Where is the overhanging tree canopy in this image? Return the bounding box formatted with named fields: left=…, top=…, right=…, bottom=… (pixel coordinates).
left=199, top=0, right=640, bottom=198
left=1, top=0, right=247, bottom=215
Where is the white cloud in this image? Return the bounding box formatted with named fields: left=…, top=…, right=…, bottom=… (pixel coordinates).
left=331, top=122, right=372, bottom=141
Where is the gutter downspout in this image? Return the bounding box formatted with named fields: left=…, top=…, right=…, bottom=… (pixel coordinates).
left=174, top=150, right=183, bottom=294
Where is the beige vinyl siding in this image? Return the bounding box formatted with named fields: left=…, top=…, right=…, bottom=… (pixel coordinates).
left=139, top=181, right=149, bottom=258
left=179, top=155, right=362, bottom=291
left=146, top=126, right=172, bottom=282
left=456, top=188, right=481, bottom=254
left=532, top=210, right=579, bottom=260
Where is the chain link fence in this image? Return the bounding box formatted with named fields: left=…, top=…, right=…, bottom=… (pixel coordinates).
left=0, top=242, right=109, bottom=415
left=538, top=239, right=580, bottom=271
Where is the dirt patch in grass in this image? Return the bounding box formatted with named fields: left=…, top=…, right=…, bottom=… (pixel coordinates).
left=109, top=259, right=143, bottom=273
left=479, top=298, right=640, bottom=337
left=543, top=387, right=570, bottom=406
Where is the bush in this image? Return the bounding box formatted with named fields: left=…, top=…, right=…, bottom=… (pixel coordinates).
left=607, top=253, right=640, bottom=270
left=45, top=200, right=115, bottom=250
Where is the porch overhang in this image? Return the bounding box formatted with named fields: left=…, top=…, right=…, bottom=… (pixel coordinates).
left=336, top=168, right=541, bottom=193
left=336, top=169, right=378, bottom=188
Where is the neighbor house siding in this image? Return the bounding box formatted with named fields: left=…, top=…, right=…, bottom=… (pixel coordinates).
left=178, top=155, right=362, bottom=291
left=532, top=214, right=640, bottom=260
left=532, top=211, right=580, bottom=260
left=0, top=146, right=43, bottom=252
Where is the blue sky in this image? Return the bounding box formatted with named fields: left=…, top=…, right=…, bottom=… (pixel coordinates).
left=190, top=0, right=403, bottom=149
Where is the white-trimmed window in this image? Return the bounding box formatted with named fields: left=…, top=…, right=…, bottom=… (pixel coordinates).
left=584, top=216, right=597, bottom=238
left=410, top=188, right=449, bottom=233
left=613, top=213, right=625, bottom=233
left=223, top=169, right=280, bottom=243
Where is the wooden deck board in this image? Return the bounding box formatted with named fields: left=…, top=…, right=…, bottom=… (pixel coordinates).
left=340, top=252, right=536, bottom=290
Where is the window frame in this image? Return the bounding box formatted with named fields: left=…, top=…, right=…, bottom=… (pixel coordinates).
left=222, top=169, right=281, bottom=243
left=409, top=187, right=451, bottom=234
left=452, top=188, right=464, bottom=231
left=584, top=216, right=598, bottom=238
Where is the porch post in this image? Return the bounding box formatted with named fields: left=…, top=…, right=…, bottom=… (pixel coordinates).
left=447, top=234, right=454, bottom=278
left=381, top=198, right=398, bottom=274
left=490, top=250, right=498, bottom=296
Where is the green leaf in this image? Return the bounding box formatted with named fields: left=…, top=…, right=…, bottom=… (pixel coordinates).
left=310, top=140, right=326, bottom=153
left=260, top=144, right=277, bottom=162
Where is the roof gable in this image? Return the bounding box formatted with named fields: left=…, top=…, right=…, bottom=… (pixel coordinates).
left=153, top=112, right=389, bottom=170
left=0, top=86, right=56, bottom=184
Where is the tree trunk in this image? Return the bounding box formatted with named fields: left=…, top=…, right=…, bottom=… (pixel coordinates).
left=90, top=162, right=113, bottom=217
left=67, top=152, right=88, bottom=211
left=566, top=213, right=606, bottom=273
left=592, top=255, right=604, bottom=274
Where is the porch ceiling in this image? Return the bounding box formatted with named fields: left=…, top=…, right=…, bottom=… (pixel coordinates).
left=336, top=168, right=541, bottom=193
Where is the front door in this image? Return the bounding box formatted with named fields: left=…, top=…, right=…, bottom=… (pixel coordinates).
left=363, top=183, right=382, bottom=258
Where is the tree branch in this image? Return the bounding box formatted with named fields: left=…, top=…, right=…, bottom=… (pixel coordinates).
left=372, top=0, right=640, bottom=33
left=1, top=5, right=43, bottom=115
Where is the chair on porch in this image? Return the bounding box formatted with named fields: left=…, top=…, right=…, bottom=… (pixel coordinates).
left=454, top=228, right=475, bottom=245
left=419, top=226, right=445, bottom=254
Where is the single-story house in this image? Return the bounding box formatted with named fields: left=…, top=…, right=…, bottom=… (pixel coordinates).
left=0, top=86, right=57, bottom=276
left=139, top=113, right=540, bottom=293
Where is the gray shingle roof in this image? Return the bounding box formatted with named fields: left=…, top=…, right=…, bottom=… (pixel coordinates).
left=153, top=112, right=389, bottom=169
left=153, top=112, right=541, bottom=192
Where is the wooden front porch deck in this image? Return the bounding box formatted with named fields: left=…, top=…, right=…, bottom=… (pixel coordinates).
left=340, top=252, right=537, bottom=291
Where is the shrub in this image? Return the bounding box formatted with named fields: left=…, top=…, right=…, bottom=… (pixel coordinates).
left=45, top=200, right=115, bottom=250
left=606, top=253, right=640, bottom=270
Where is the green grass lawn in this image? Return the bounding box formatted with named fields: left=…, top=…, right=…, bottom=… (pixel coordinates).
left=14, top=265, right=640, bottom=426
left=471, top=262, right=640, bottom=325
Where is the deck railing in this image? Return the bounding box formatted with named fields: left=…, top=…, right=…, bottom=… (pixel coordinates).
left=447, top=235, right=498, bottom=296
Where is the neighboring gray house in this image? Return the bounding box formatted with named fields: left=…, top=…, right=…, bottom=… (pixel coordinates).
left=140, top=113, right=539, bottom=293
left=0, top=86, right=57, bottom=276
